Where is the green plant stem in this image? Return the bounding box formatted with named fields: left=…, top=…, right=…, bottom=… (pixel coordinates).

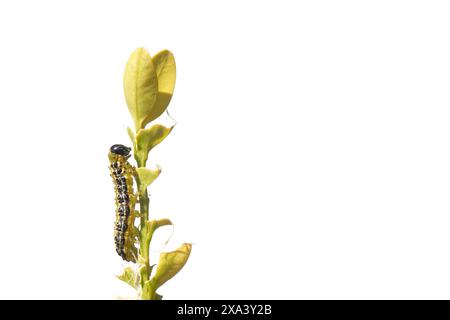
left=139, top=189, right=149, bottom=228
left=138, top=189, right=150, bottom=280
left=136, top=158, right=154, bottom=298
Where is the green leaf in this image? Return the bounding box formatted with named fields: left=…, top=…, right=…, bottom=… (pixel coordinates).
left=135, top=166, right=161, bottom=195
left=124, top=242, right=138, bottom=263
left=150, top=243, right=192, bottom=290
left=139, top=219, right=173, bottom=262
left=116, top=266, right=139, bottom=289
left=153, top=218, right=173, bottom=229
left=130, top=225, right=140, bottom=238
left=123, top=48, right=159, bottom=130
left=141, top=50, right=177, bottom=126
left=140, top=219, right=173, bottom=244
left=135, top=124, right=174, bottom=166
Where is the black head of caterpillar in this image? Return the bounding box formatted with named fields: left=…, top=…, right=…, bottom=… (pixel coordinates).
left=110, top=144, right=132, bottom=157
left=109, top=144, right=137, bottom=262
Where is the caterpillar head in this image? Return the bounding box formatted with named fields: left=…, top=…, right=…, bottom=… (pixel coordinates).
left=109, top=144, right=132, bottom=161
left=110, top=144, right=131, bottom=156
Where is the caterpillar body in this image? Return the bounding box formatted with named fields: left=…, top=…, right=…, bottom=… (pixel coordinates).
left=108, top=144, right=137, bottom=262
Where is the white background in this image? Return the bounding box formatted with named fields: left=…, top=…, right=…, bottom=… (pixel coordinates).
left=0, top=0, right=450, bottom=299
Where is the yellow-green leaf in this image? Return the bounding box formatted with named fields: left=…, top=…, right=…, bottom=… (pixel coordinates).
left=136, top=166, right=161, bottom=195
left=123, top=48, right=159, bottom=130
left=140, top=219, right=173, bottom=247
left=153, top=50, right=176, bottom=94
left=117, top=266, right=139, bottom=289
left=139, top=219, right=174, bottom=284
left=135, top=124, right=174, bottom=166
left=130, top=225, right=140, bottom=238
left=150, top=243, right=192, bottom=290
left=153, top=218, right=172, bottom=229
left=141, top=50, right=177, bottom=126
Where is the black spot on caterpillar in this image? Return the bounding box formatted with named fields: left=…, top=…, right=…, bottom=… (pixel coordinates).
left=108, top=144, right=137, bottom=262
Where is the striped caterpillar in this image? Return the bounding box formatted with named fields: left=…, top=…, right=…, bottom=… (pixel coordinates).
left=108, top=144, right=137, bottom=262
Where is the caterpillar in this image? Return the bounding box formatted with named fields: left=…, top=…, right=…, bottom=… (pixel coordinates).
left=108, top=144, right=137, bottom=262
